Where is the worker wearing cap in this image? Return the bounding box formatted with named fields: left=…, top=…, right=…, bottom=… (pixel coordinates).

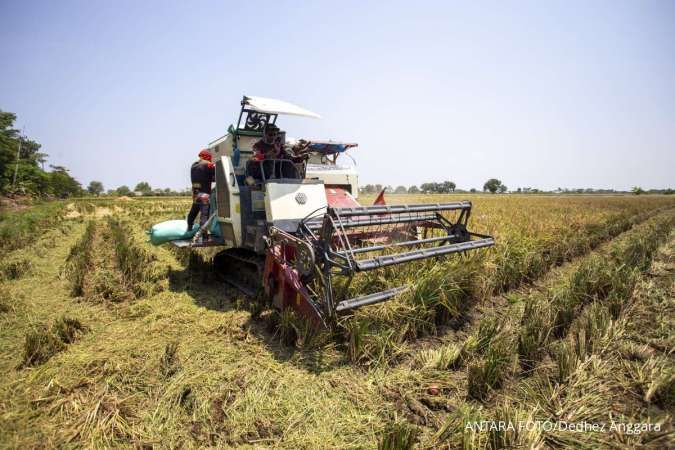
left=187, top=149, right=215, bottom=240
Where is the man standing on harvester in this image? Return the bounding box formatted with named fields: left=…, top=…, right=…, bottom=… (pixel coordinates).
left=187, top=149, right=215, bottom=241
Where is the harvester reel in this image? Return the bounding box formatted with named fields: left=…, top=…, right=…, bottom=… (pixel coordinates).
left=288, top=201, right=495, bottom=326
left=258, top=203, right=495, bottom=329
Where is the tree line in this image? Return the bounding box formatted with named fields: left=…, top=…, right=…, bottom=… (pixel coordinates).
left=359, top=179, right=673, bottom=195
left=359, top=178, right=508, bottom=194
left=1, top=110, right=81, bottom=197
left=93, top=181, right=189, bottom=197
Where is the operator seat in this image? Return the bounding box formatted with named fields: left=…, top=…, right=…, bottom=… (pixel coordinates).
left=245, top=158, right=301, bottom=182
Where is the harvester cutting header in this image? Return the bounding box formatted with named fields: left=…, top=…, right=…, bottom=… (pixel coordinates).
left=151, top=95, right=494, bottom=328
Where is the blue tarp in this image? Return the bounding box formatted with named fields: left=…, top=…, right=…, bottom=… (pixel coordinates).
left=308, top=143, right=351, bottom=154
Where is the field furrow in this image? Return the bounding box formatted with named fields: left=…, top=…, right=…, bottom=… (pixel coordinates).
left=339, top=204, right=673, bottom=367
left=374, top=210, right=674, bottom=448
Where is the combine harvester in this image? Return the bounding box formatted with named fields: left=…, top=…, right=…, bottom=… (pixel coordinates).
left=161, top=96, right=494, bottom=328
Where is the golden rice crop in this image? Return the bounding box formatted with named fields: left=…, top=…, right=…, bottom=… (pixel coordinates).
left=1, top=194, right=673, bottom=448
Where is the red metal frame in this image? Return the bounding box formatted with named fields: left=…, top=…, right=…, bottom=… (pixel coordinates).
left=263, top=244, right=326, bottom=328
left=262, top=187, right=396, bottom=327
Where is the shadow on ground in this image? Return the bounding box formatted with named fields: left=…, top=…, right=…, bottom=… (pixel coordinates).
left=168, top=262, right=349, bottom=374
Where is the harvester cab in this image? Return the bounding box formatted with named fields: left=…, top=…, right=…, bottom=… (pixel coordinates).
left=174, top=95, right=495, bottom=329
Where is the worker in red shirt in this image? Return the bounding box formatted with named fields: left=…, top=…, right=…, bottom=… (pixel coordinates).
left=187, top=149, right=215, bottom=240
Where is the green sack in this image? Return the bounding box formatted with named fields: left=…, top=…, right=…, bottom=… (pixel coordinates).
left=147, top=220, right=197, bottom=246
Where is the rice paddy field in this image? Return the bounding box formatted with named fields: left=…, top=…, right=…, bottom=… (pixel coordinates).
left=1, top=194, right=674, bottom=449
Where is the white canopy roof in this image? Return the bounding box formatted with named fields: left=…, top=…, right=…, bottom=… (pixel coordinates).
left=243, top=96, right=321, bottom=119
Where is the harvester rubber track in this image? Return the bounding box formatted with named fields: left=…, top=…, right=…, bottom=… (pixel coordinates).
left=213, top=248, right=265, bottom=297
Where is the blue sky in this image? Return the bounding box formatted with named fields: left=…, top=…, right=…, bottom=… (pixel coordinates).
left=1, top=0, right=673, bottom=191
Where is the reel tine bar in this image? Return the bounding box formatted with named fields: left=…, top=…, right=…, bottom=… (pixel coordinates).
left=320, top=201, right=494, bottom=273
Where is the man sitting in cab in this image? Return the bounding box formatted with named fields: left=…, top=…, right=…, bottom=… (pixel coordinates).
left=252, top=123, right=283, bottom=160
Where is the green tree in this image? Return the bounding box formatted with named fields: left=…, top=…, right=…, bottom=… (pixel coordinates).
left=1, top=111, right=22, bottom=192
left=87, top=181, right=104, bottom=196
left=134, top=181, right=152, bottom=194
left=408, top=185, right=420, bottom=194
left=420, top=182, right=437, bottom=193
left=483, top=178, right=504, bottom=194
left=48, top=165, right=82, bottom=198
left=441, top=181, right=456, bottom=193
left=116, top=185, right=132, bottom=196
left=498, top=184, right=508, bottom=193
left=394, top=185, right=407, bottom=194
left=361, top=184, right=376, bottom=194
left=631, top=186, right=644, bottom=195
left=8, top=137, right=47, bottom=194
left=1, top=110, right=82, bottom=197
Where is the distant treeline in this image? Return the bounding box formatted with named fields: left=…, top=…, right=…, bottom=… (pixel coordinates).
left=359, top=179, right=507, bottom=194
left=102, top=182, right=190, bottom=197
left=1, top=110, right=82, bottom=198
left=360, top=180, right=673, bottom=195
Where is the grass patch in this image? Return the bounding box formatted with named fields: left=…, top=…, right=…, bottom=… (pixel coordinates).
left=89, top=268, right=132, bottom=302
left=0, top=291, right=9, bottom=314
left=108, top=218, right=165, bottom=297
left=160, top=341, right=181, bottom=378
left=0, top=201, right=68, bottom=253
left=0, top=257, right=32, bottom=280
left=378, top=419, right=419, bottom=450
left=20, top=316, right=87, bottom=367
left=64, top=220, right=96, bottom=296
left=467, top=341, right=515, bottom=401
left=517, top=296, right=552, bottom=370
left=416, top=343, right=463, bottom=370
